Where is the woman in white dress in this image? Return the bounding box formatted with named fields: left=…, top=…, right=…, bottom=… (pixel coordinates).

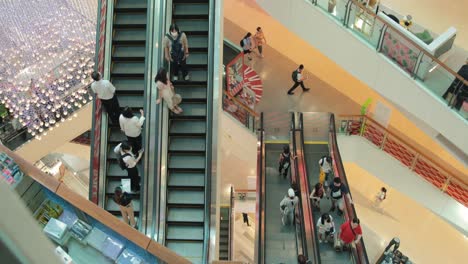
left=155, top=68, right=183, bottom=114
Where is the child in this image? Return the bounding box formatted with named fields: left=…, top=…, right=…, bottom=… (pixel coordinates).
left=309, top=182, right=325, bottom=210
left=373, top=187, right=387, bottom=210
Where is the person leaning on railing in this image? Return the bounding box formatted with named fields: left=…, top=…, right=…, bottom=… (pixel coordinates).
left=442, top=58, right=468, bottom=111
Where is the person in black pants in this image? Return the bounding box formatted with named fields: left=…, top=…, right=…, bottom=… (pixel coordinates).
left=287, top=64, right=310, bottom=95
left=90, top=71, right=120, bottom=124
left=114, top=141, right=144, bottom=192
left=443, top=58, right=468, bottom=110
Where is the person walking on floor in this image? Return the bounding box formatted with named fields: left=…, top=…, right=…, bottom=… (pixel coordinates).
left=155, top=68, right=183, bottom=114
left=254, top=27, right=267, bottom=58
left=90, top=71, right=120, bottom=124
left=113, top=186, right=136, bottom=228
left=119, top=107, right=145, bottom=155
left=114, top=141, right=143, bottom=192
left=280, top=188, right=299, bottom=226
left=287, top=64, right=310, bottom=95
left=242, top=213, right=250, bottom=226
left=241, top=32, right=255, bottom=60
left=164, top=24, right=190, bottom=81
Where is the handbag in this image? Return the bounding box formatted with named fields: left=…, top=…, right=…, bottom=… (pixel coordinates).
left=462, top=100, right=468, bottom=112
left=172, top=94, right=182, bottom=105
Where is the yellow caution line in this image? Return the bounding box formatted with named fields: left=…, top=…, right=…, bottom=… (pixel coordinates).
left=264, top=140, right=290, bottom=144
left=304, top=141, right=328, bottom=145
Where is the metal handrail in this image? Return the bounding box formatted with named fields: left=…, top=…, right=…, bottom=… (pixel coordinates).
left=223, top=90, right=260, bottom=117
left=254, top=113, right=265, bottom=263
left=89, top=0, right=107, bottom=204
left=309, top=0, right=468, bottom=87
left=290, top=112, right=306, bottom=258
left=297, top=112, right=321, bottom=263
left=329, top=114, right=369, bottom=264
left=229, top=186, right=234, bottom=260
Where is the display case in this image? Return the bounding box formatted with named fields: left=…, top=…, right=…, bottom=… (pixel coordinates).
left=0, top=152, right=24, bottom=188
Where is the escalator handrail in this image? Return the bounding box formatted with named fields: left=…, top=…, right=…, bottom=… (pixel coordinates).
left=329, top=114, right=369, bottom=264
left=290, top=112, right=307, bottom=257
left=89, top=0, right=107, bottom=204
left=255, top=113, right=265, bottom=263
left=297, top=112, right=321, bottom=263
left=203, top=0, right=221, bottom=261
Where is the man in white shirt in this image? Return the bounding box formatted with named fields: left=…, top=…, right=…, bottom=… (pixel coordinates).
left=119, top=107, right=145, bottom=155
left=114, top=141, right=143, bottom=192
left=91, top=71, right=120, bottom=123
left=287, top=64, right=310, bottom=95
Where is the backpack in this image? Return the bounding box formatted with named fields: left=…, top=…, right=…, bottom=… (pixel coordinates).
left=118, top=153, right=131, bottom=170
left=292, top=70, right=298, bottom=82
left=166, top=32, right=184, bottom=62
left=240, top=38, right=245, bottom=47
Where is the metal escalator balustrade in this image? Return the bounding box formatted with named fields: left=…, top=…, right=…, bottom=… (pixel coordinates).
left=100, top=0, right=150, bottom=227
left=160, top=0, right=212, bottom=263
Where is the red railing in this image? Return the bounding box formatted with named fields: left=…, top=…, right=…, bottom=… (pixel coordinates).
left=89, top=0, right=107, bottom=204
left=338, top=115, right=468, bottom=207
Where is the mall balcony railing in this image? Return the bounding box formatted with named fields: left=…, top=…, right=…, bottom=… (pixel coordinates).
left=0, top=143, right=191, bottom=264
left=307, top=0, right=468, bottom=120
left=337, top=114, right=468, bottom=208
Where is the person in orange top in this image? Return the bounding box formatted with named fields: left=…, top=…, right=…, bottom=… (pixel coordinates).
left=340, top=218, right=363, bottom=246
left=254, top=27, right=267, bottom=58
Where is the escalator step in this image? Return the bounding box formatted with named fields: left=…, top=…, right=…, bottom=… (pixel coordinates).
left=186, top=51, right=208, bottom=67
left=114, top=13, right=147, bottom=28
left=172, top=102, right=206, bottom=118
left=169, top=136, right=206, bottom=152
left=112, top=61, right=145, bottom=75
left=168, top=190, right=204, bottom=205
left=113, top=29, right=146, bottom=43
left=220, top=221, right=229, bottom=229
left=108, top=127, right=127, bottom=144
left=112, top=77, right=145, bottom=92
left=169, top=154, right=205, bottom=169
left=175, top=19, right=209, bottom=34
left=167, top=225, right=204, bottom=240
left=118, top=94, right=145, bottom=108
left=188, top=35, right=208, bottom=51
left=169, top=120, right=206, bottom=135
left=176, top=85, right=207, bottom=101
left=174, top=3, right=209, bottom=17
left=168, top=172, right=205, bottom=187
left=107, top=162, right=128, bottom=177
left=166, top=241, right=203, bottom=264
left=115, top=0, right=147, bottom=10
left=105, top=197, right=140, bottom=213
left=113, top=45, right=146, bottom=59
left=168, top=207, right=204, bottom=222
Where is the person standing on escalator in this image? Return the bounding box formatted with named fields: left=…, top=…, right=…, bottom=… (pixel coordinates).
left=164, top=24, right=190, bottom=82
left=90, top=71, right=121, bottom=124
left=113, top=186, right=136, bottom=228
left=280, top=188, right=299, bottom=226
left=119, top=107, right=145, bottom=155
left=114, top=141, right=144, bottom=192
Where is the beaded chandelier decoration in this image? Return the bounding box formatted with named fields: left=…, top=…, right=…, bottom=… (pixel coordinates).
left=0, top=0, right=97, bottom=140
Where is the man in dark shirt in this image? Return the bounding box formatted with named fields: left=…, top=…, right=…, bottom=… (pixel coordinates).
left=330, top=177, right=353, bottom=215
left=443, top=58, right=468, bottom=110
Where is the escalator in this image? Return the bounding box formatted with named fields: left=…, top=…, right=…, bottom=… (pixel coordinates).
left=100, top=0, right=150, bottom=225
left=256, top=112, right=312, bottom=263
left=159, top=0, right=212, bottom=263
left=298, top=112, right=369, bottom=264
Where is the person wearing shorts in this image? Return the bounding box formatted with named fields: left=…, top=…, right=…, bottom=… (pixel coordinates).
left=330, top=177, right=353, bottom=215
